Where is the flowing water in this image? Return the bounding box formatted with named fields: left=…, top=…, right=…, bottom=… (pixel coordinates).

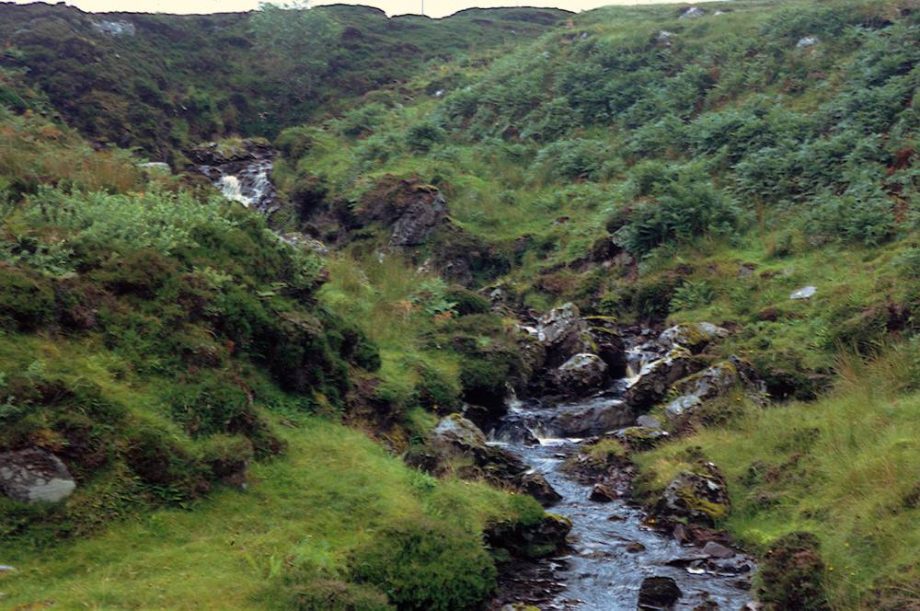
left=490, top=348, right=754, bottom=610
left=198, top=150, right=277, bottom=213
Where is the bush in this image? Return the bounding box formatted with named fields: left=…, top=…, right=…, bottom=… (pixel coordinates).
left=349, top=517, right=496, bottom=611
left=288, top=579, right=393, bottom=611
left=0, top=264, right=56, bottom=331
left=532, top=138, right=610, bottom=182
left=406, top=121, right=445, bottom=153
left=806, top=179, right=896, bottom=246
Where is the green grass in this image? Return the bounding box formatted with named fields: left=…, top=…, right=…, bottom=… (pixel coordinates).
left=634, top=341, right=920, bottom=609
left=0, top=415, right=535, bottom=609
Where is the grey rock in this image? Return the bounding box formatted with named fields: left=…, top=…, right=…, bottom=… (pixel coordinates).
left=636, top=415, right=662, bottom=429
left=518, top=470, right=562, bottom=507
left=390, top=190, right=448, bottom=247
left=549, top=397, right=634, bottom=437
left=0, top=565, right=15, bottom=572
left=659, top=322, right=729, bottom=353
left=665, top=394, right=704, bottom=420
left=625, top=348, right=703, bottom=410
left=702, top=541, right=736, bottom=559
left=797, top=36, right=819, bottom=48
left=92, top=20, right=136, bottom=36
left=537, top=303, right=591, bottom=365
left=679, top=6, right=706, bottom=19
left=790, top=285, right=817, bottom=300
left=551, top=353, right=608, bottom=396
left=615, top=426, right=670, bottom=450
left=590, top=483, right=617, bottom=502
left=658, top=462, right=730, bottom=525
left=0, top=449, right=76, bottom=504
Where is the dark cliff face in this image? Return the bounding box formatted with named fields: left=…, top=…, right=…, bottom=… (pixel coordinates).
left=0, top=2, right=566, bottom=159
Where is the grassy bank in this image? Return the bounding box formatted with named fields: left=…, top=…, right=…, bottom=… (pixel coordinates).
left=634, top=340, right=920, bottom=609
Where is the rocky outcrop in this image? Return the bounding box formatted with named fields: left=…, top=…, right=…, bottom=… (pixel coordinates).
left=656, top=462, right=730, bottom=526
left=0, top=448, right=76, bottom=503
left=411, top=415, right=561, bottom=506
left=624, top=347, right=703, bottom=411
left=356, top=177, right=448, bottom=247
left=190, top=139, right=278, bottom=212
left=664, top=361, right=740, bottom=422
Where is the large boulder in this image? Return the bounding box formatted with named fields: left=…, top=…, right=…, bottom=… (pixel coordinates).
left=0, top=448, right=76, bottom=503
left=550, top=353, right=608, bottom=397
left=658, top=322, right=729, bottom=354
left=536, top=303, right=593, bottom=368
left=485, top=513, right=572, bottom=559
left=638, top=576, right=683, bottom=610
left=657, top=462, right=730, bottom=526
left=420, top=415, right=562, bottom=505
left=664, top=361, right=740, bottom=422
left=548, top=397, right=634, bottom=438
left=624, top=348, right=703, bottom=411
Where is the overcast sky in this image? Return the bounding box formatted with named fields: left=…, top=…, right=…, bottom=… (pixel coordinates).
left=7, top=0, right=691, bottom=18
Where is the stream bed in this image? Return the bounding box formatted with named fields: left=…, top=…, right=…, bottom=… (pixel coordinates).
left=490, top=369, right=754, bottom=610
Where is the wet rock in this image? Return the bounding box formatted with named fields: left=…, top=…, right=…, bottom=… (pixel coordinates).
left=585, top=316, right=627, bottom=377
left=659, top=323, right=729, bottom=354
left=625, top=541, right=646, bottom=553
left=426, top=414, right=528, bottom=482
left=638, top=576, right=683, bottom=610
left=0, top=448, right=76, bottom=503
left=625, top=348, right=704, bottom=411
left=790, top=285, right=817, bottom=300
left=702, top=541, right=735, bottom=559
left=519, top=471, right=562, bottom=507
left=550, top=353, right=608, bottom=397
left=658, top=462, right=730, bottom=526
left=758, top=532, right=829, bottom=610
left=549, top=397, right=634, bottom=437
left=423, top=415, right=563, bottom=505
left=486, top=513, right=572, bottom=559
left=615, top=426, right=669, bottom=451
left=589, top=483, right=617, bottom=502
left=537, top=303, right=592, bottom=368
left=190, top=139, right=278, bottom=212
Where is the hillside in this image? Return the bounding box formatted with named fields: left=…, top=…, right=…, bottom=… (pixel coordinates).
left=0, top=0, right=918, bottom=609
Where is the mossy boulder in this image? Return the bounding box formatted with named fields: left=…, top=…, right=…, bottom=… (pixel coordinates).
left=485, top=513, right=572, bottom=560
left=624, top=347, right=704, bottom=411
left=758, top=532, right=829, bottom=611
left=656, top=461, right=730, bottom=526
left=658, top=322, right=729, bottom=354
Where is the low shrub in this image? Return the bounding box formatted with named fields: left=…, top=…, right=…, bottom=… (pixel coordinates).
left=349, top=517, right=497, bottom=611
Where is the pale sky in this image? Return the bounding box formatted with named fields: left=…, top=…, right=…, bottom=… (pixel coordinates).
left=6, top=0, right=693, bottom=19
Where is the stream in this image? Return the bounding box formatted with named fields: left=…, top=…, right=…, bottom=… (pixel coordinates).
left=489, top=348, right=754, bottom=610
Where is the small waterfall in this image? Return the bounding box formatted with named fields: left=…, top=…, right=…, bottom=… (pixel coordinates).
left=193, top=141, right=278, bottom=214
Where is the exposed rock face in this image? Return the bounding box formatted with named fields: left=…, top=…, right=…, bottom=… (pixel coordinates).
left=0, top=448, right=76, bottom=503
left=657, top=462, right=730, bottom=526
left=357, top=178, right=448, bottom=247
left=625, top=347, right=703, bottom=411
left=550, top=353, right=608, bottom=397
left=658, top=322, right=729, bottom=354
left=585, top=316, right=626, bottom=377
left=638, top=576, right=683, bottom=610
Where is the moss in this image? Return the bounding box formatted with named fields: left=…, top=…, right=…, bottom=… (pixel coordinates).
left=0, top=264, right=56, bottom=331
